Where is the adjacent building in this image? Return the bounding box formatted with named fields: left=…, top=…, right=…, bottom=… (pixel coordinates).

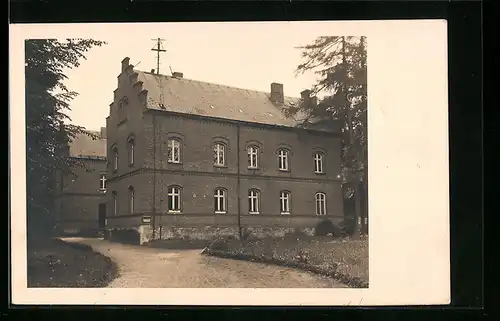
left=54, top=129, right=107, bottom=235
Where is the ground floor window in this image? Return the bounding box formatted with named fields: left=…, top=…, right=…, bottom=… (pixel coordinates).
left=280, top=191, right=290, bottom=214
left=168, top=186, right=181, bottom=213
left=214, top=188, right=227, bottom=213
left=315, top=192, right=327, bottom=215
left=248, top=189, right=260, bottom=214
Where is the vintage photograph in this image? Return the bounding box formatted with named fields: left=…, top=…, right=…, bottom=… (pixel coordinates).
left=24, top=25, right=369, bottom=289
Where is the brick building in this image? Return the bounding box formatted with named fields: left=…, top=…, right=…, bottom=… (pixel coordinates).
left=55, top=129, right=107, bottom=235
left=105, top=57, right=345, bottom=244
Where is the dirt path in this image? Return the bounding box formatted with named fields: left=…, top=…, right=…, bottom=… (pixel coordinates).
left=63, top=238, right=347, bottom=288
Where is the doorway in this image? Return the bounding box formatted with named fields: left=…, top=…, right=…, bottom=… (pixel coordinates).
left=98, top=203, right=106, bottom=228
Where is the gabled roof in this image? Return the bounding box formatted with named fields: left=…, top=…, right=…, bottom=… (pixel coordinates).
left=68, top=131, right=106, bottom=158
left=135, top=70, right=312, bottom=128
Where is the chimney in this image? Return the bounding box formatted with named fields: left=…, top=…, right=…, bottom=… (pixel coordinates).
left=100, top=127, right=107, bottom=139
left=121, top=57, right=130, bottom=73
left=300, top=89, right=311, bottom=100
left=151, top=69, right=155, bottom=74
left=270, top=82, right=284, bottom=104
left=172, top=72, right=183, bottom=78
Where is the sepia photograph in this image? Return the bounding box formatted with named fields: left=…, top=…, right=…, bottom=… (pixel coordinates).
left=25, top=29, right=368, bottom=289
left=11, top=21, right=449, bottom=306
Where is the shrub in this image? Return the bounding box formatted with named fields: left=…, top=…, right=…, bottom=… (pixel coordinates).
left=339, top=217, right=356, bottom=236
left=314, top=219, right=336, bottom=236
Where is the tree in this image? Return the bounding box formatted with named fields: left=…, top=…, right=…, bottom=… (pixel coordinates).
left=295, top=36, right=368, bottom=233
left=25, top=38, right=106, bottom=241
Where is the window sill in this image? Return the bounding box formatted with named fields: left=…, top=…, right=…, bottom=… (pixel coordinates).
left=278, top=169, right=290, bottom=172
left=247, top=167, right=260, bottom=170
left=167, top=211, right=182, bottom=214
left=215, top=211, right=226, bottom=214
left=168, top=161, right=182, bottom=165
left=314, top=172, right=326, bottom=175
left=213, top=164, right=227, bottom=169
left=248, top=212, right=260, bottom=215
left=280, top=212, right=290, bottom=215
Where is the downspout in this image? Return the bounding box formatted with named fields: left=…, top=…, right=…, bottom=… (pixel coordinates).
left=152, top=113, right=157, bottom=240
left=236, top=123, right=242, bottom=238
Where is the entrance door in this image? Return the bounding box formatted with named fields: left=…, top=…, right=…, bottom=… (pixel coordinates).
left=98, top=203, right=106, bottom=228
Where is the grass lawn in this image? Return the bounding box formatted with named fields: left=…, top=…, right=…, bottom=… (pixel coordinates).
left=27, top=238, right=118, bottom=287
left=206, top=235, right=369, bottom=287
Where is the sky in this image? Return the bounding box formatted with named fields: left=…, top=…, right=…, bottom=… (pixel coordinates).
left=61, top=22, right=330, bottom=131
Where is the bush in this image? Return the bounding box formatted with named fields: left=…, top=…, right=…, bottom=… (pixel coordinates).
left=314, top=219, right=336, bottom=236
left=339, top=217, right=356, bottom=236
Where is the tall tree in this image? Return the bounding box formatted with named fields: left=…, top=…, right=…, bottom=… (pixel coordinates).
left=295, top=36, right=368, bottom=230
left=25, top=38, right=106, bottom=241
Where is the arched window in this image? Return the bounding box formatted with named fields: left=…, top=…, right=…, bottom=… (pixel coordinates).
left=112, top=191, right=117, bottom=216
left=128, top=186, right=135, bottom=214
left=167, top=138, right=181, bottom=163
left=213, top=142, right=226, bottom=167
left=247, top=145, right=259, bottom=169
left=214, top=188, right=227, bottom=213
left=277, top=149, right=289, bottom=171
left=248, top=189, right=260, bottom=214
left=112, top=146, right=119, bottom=171
left=99, top=173, right=106, bottom=190
left=127, top=136, right=135, bottom=166
left=315, top=192, right=327, bottom=216
left=167, top=186, right=182, bottom=213
left=280, top=190, right=291, bottom=214
left=314, top=152, right=324, bottom=174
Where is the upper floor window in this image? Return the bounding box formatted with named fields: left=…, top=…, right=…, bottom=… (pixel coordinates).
left=314, top=152, right=324, bottom=174
left=248, top=189, right=260, bottom=214
left=168, top=139, right=181, bottom=163
left=214, top=188, right=227, bottom=214
left=112, top=147, right=119, bottom=171
left=280, top=191, right=291, bottom=214
left=213, top=142, right=226, bottom=167
left=128, top=186, right=135, bottom=213
left=112, top=192, right=117, bottom=216
left=247, top=145, right=259, bottom=169
left=99, top=173, right=106, bottom=190
left=315, top=192, right=327, bottom=215
left=167, top=186, right=182, bottom=213
left=278, top=149, right=289, bottom=171
left=128, top=137, right=135, bottom=166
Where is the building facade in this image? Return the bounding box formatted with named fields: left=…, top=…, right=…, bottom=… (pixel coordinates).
left=105, top=57, right=345, bottom=244
left=55, top=129, right=107, bottom=235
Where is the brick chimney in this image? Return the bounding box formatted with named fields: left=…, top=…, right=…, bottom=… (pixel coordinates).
left=100, top=127, right=107, bottom=139
left=121, top=57, right=130, bottom=73
left=300, top=89, right=311, bottom=100
left=270, top=82, right=284, bottom=104
left=172, top=72, right=183, bottom=78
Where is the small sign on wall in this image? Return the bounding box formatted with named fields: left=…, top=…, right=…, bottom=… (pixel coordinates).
left=142, top=215, right=152, bottom=224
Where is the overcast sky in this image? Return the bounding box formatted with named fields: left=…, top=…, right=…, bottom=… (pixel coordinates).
left=61, top=22, right=332, bottom=131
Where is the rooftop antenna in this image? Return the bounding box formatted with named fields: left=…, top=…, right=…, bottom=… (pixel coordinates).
left=151, top=38, right=167, bottom=75
left=133, top=60, right=142, bottom=68
left=169, top=65, right=173, bottom=75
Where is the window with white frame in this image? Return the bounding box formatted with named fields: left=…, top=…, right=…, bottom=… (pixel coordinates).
left=167, top=186, right=181, bottom=212
left=214, top=188, right=227, bottom=213
left=128, top=186, right=135, bottom=213
left=128, top=137, right=135, bottom=166
left=248, top=189, right=260, bottom=214
left=247, top=146, right=259, bottom=169
left=314, top=152, right=324, bottom=173
left=167, top=139, right=181, bottom=163
left=278, top=149, right=289, bottom=171
left=213, top=143, right=226, bottom=166
left=99, top=173, right=106, bottom=190
left=112, top=192, right=117, bottom=216
left=280, top=191, right=291, bottom=214
left=113, top=147, right=119, bottom=171
left=315, top=192, right=327, bottom=215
